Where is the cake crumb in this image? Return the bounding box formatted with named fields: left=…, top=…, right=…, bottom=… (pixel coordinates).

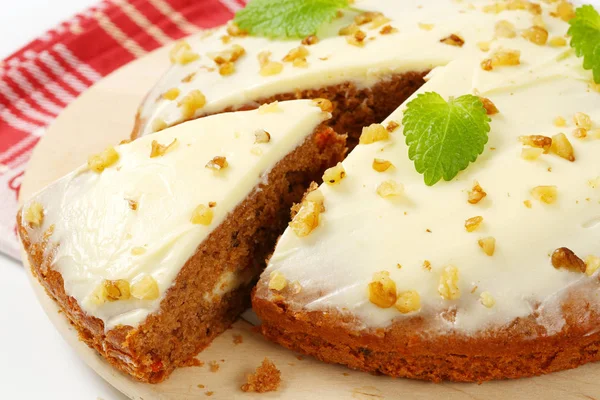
left=209, top=360, right=220, bottom=372
left=198, top=384, right=205, bottom=388
left=182, top=358, right=204, bottom=367
left=233, top=334, right=243, bottom=345
left=241, top=358, right=281, bottom=393
left=296, top=355, right=304, bottom=360
left=205, top=391, right=214, bottom=396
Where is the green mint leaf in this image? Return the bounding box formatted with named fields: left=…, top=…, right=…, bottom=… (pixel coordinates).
left=234, top=0, right=349, bottom=39
left=402, top=92, right=491, bottom=186
left=568, top=5, right=600, bottom=84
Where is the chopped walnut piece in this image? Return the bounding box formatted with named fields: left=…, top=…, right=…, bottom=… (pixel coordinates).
left=182, top=72, right=197, bottom=83
left=88, top=146, right=119, bottom=173
left=150, top=138, right=178, bottom=158
left=521, top=147, right=544, bottom=161
left=478, top=237, right=496, bottom=256
left=346, top=30, right=367, bottom=47
left=481, top=49, right=521, bottom=71
left=258, top=51, right=284, bottom=76
left=323, top=162, right=346, bottom=185
left=221, top=35, right=231, bottom=44
left=440, top=34, right=465, bottom=47
left=283, top=46, right=309, bottom=63
left=524, top=200, right=532, bottom=208
left=522, top=26, right=548, bottom=45
left=532, top=14, right=546, bottom=28
left=478, top=41, right=491, bottom=52
left=549, top=36, right=567, bottom=47
left=423, top=260, right=432, bottom=271
left=241, top=358, right=281, bottom=393
left=354, top=11, right=382, bottom=25
left=480, top=291, right=496, bottom=308
left=573, top=112, right=592, bottom=130
left=24, top=201, right=44, bottom=227
left=418, top=23, right=434, bottom=31
left=219, top=62, right=235, bottom=76
left=210, top=44, right=246, bottom=65
left=465, top=216, right=484, bottom=232
left=368, top=271, right=397, bottom=308
left=438, top=266, right=460, bottom=300
left=395, top=290, right=421, bottom=314
left=585, top=256, right=600, bottom=276
left=377, top=180, right=404, bottom=198
left=551, top=1, right=575, bottom=22
left=289, top=201, right=321, bottom=237
left=554, top=116, right=567, bottom=127
left=531, top=185, right=558, bottom=204
left=467, top=181, right=487, bottom=204
left=268, top=271, right=287, bottom=291
left=302, top=35, right=319, bottom=45
left=131, top=276, right=160, bottom=300
left=552, top=247, right=585, bottom=273
left=339, top=23, right=359, bottom=36
left=169, top=41, right=199, bottom=65
left=178, top=90, right=206, bottom=119
left=151, top=118, right=168, bottom=133
left=479, top=97, right=499, bottom=115
left=313, top=98, right=333, bottom=113
left=573, top=128, right=588, bottom=139
left=386, top=120, right=400, bottom=132
left=380, top=25, right=398, bottom=35
left=209, top=361, right=220, bottom=372
left=550, top=133, right=575, bottom=161
left=128, top=199, right=138, bottom=210
left=372, top=158, right=393, bottom=172
left=104, top=279, right=131, bottom=302
left=495, top=20, right=517, bottom=38
left=191, top=204, right=214, bottom=225
left=360, top=123, right=389, bottom=144
left=205, top=156, right=228, bottom=171
left=254, top=130, right=271, bottom=144
left=163, top=88, right=180, bottom=100
left=519, top=135, right=552, bottom=153
left=226, top=22, right=247, bottom=37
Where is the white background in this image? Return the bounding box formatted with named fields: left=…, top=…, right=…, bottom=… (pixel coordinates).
left=0, top=2, right=127, bottom=399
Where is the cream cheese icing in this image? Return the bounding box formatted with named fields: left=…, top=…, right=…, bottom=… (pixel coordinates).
left=21, top=100, right=331, bottom=331
left=136, top=0, right=543, bottom=137
left=261, top=4, right=600, bottom=334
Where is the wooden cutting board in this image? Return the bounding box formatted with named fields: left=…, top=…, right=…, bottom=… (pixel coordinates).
left=18, top=37, right=600, bottom=400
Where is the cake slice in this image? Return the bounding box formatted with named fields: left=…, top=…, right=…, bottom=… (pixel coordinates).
left=18, top=99, right=345, bottom=383
left=253, top=20, right=600, bottom=382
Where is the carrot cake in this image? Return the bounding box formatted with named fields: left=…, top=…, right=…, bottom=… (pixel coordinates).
left=18, top=100, right=345, bottom=383
left=253, top=3, right=600, bottom=382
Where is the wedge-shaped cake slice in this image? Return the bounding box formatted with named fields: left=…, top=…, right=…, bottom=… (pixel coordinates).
left=253, top=41, right=600, bottom=381
left=18, top=99, right=345, bottom=383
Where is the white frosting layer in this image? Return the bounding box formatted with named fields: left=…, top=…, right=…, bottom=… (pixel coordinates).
left=22, top=100, right=330, bottom=330
left=137, top=0, right=522, bottom=136
left=262, top=6, right=600, bottom=333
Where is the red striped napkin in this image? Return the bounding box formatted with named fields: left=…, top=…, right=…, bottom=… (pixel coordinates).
left=0, top=0, right=246, bottom=260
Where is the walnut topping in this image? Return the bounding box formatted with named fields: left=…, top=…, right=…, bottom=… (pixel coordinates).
left=550, top=133, right=575, bottom=161
left=258, top=101, right=282, bottom=114
left=302, top=35, right=319, bottom=45
left=551, top=1, right=575, bottom=22
left=480, top=291, right=496, bottom=308
left=131, top=276, right=160, bottom=300
left=226, top=22, right=247, bottom=37
left=289, top=201, right=321, bottom=237
left=368, top=271, right=397, bottom=308
left=438, top=266, right=460, bottom=300
left=522, top=25, right=548, bottom=45
left=221, top=35, right=231, bottom=44
left=423, top=260, right=432, bottom=271
left=478, top=237, right=496, bottom=256
left=467, top=181, right=487, bottom=204
left=465, top=216, right=484, bottom=232
left=191, top=204, right=214, bottom=225
left=104, top=279, right=131, bottom=302
left=386, top=120, right=400, bottom=132
left=483, top=0, right=542, bottom=14
left=258, top=51, right=284, bottom=76
left=395, top=290, right=421, bottom=314
left=585, top=256, right=600, bottom=276
left=283, top=45, right=309, bottom=65
left=532, top=14, right=545, bottom=28
left=359, top=123, right=389, bottom=144
left=313, top=98, right=333, bottom=113
left=151, top=118, right=168, bottom=133
left=355, top=11, right=383, bottom=25
left=481, top=49, right=521, bottom=71
left=150, top=138, right=178, bottom=158
left=519, top=135, right=552, bottom=153
left=88, top=147, right=119, bottom=173
left=219, top=62, right=235, bottom=76
left=23, top=201, right=44, bottom=227
left=254, top=130, right=271, bottom=144
left=521, top=147, right=544, bottom=161
left=323, top=162, right=346, bottom=185
left=379, top=25, right=398, bottom=35
left=169, top=41, right=199, bottom=65
left=178, top=89, right=206, bottom=119
left=377, top=180, right=404, bottom=198
left=268, top=271, right=287, bottom=291
left=206, top=156, right=228, bottom=171
left=210, top=44, right=246, bottom=65
left=552, top=247, right=585, bottom=273
left=346, top=29, right=367, bottom=47
left=573, top=128, right=587, bottom=139
left=524, top=200, right=532, bottom=208
left=131, top=246, right=146, bottom=255
left=440, top=34, right=465, bottom=47
left=372, top=158, right=393, bottom=172
left=128, top=199, right=138, bottom=210
left=418, top=23, right=434, bottom=31
left=531, top=185, right=558, bottom=204
left=478, top=41, right=491, bottom=52
left=573, top=112, right=592, bottom=130
left=554, top=116, right=567, bottom=127
left=548, top=36, right=567, bottom=47
left=162, top=88, right=180, bottom=100
left=495, top=20, right=516, bottom=38
left=339, top=23, right=359, bottom=36
left=479, top=97, right=499, bottom=115
left=182, top=72, right=197, bottom=83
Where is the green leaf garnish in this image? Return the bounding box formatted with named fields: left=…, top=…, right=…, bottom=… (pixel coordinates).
left=402, top=92, right=491, bottom=186
left=234, top=0, right=350, bottom=39
left=568, top=5, right=600, bottom=84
